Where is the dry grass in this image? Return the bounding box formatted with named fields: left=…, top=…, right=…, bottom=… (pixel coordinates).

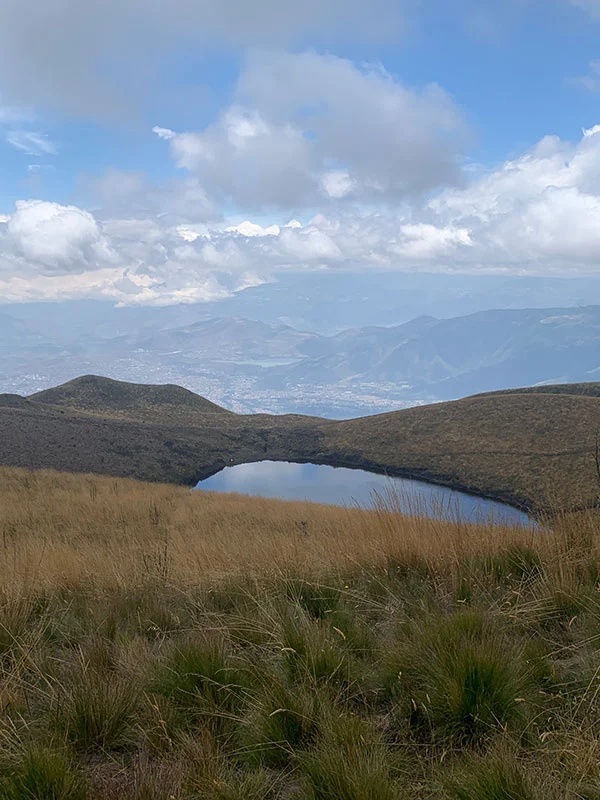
left=0, top=465, right=549, bottom=593
left=0, top=466, right=600, bottom=798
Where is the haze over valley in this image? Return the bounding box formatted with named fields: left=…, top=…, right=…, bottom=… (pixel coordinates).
left=4, top=272, right=600, bottom=417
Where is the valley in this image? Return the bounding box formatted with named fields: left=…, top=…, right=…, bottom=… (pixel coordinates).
left=2, top=374, right=600, bottom=514
left=4, top=300, right=600, bottom=418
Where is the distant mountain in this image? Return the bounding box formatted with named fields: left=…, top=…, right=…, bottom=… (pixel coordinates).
left=4, top=299, right=600, bottom=417
left=266, top=306, right=600, bottom=399
left=0, top=312, right=59, bottom=352
left=130, top=317, right=318, bottom=361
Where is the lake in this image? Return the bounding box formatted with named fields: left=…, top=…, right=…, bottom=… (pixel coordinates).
left=195, top=460, right=533, bottom=527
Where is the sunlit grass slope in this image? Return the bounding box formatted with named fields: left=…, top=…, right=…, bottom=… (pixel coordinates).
left=1, top=466, right=600, bottom=798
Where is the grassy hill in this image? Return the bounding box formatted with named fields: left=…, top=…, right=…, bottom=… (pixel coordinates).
left=30, top=374, right=233, bottom=422
left=0, top=465, right=599, bottom=798
left=1, top=375, right=600, bottom=512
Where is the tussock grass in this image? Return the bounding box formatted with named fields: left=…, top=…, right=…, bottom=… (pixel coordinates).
left=60, top=666, right=139, bottom=751
left=0, top=744, right=87, bottom=800
left=381, top=609, right=544, bottom=744
left=2, top=466, right=600, bottom=797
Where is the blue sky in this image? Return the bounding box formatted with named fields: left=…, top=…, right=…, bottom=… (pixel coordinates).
left=2, top=0, right=600, bottom=305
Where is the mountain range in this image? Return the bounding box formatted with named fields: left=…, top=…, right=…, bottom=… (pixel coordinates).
left=3, top=299, right=600, bottom=416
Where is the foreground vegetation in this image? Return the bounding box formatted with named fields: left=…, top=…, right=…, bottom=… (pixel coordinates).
left=2, top=467, right=600, bottom=797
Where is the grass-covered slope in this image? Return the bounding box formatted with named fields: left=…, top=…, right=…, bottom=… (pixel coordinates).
left=30, top=374, right=233, bottom=422
left=329, top=390, right=600, bottom=511
left=0, top=466, right=599, bottom=798
left=0, top=375, right=328, bottom=485
left=1, top=375, right=600, bottom=511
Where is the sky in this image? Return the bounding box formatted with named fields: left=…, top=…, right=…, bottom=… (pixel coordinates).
left=2, top=0, right=600, bottom=306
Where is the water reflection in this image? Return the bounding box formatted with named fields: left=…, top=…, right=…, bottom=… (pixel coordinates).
left=195, top=460, right=533, bottom=527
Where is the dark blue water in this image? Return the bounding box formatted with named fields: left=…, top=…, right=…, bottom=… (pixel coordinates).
left=195, top=461, right=533, bottom=527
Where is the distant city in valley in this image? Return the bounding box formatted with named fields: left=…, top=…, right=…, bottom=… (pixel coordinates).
left=4, top=271, right=600, bottom=418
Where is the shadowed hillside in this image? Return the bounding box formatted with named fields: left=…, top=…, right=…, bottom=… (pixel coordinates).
left=1, top=375, right=599, bottom=512
left=30, top=374, right=233, bottom=423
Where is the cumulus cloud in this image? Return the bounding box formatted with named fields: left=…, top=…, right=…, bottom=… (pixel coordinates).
left=5, top=127, right=600, bottom=304
left=424, top=126, right=600, bottom=270
left=85, top=169, right=216, bottom=223
left=0, top=0, right=407, bottom=117
left=226, top=221, right=281, bottom=237
left=5, top=200, right=114, bottom=272
left=155, top=52, right=467, bottom=208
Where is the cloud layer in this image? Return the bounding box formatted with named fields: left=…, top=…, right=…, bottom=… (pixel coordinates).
left=3, top=124, right=600, bottom=304
left=0, top=0, right=408, bottom=117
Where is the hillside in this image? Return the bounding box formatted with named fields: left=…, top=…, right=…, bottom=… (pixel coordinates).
left=265, top=305, right=600, bottom=398
left=1, top=375, right=600, bottom=512
left=30, top=374, right=232, bottom=423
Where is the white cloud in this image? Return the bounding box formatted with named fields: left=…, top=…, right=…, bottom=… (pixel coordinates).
left=86, top=169, right=216, bottom=223
left=568, top=60, right=600, bottom=91
left=5, top=128, right=600, bottom=305
left=5, top=200, right=114, bottom=272
left=320, top=170, right=355, bottom=199
left=159, top=106, right=315, bottom=208
left=6, top=130, right=57, bottom=156
left=226, top=221, right=281, bottom=237
left=155, top=52, right=467, bottom=209
left=427, top=125, right=600, bottom=270
left=393, top=223, right=472, bottom=259
left=152, top=125, right=176, bottom=140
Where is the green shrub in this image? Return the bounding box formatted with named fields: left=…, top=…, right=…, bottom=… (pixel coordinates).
left=285, top=580, right=341, bottom=620
left=195, top=768, right=285, bottom=799
left=280, top=610, right=356, bottom=686
left=151, top=636, right=254, bottom=715
left=299, top=715, right=403, bottom=800
left=241, top=680, right=319, bottom=766
left=483, top=546, right=544, bottom=585
left=447, top=756, right=542, bottom=800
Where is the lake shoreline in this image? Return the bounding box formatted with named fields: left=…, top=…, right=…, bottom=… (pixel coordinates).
left=196, top=460, right=535, bottom=527
left=193, top=455, right=536, bottom=518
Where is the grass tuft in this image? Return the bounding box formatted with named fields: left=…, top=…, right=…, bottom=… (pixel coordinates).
left=299, top=715, right=404, bottom=800
left=0, top=745, right=86, bottom=800
left=60, top=668, right=139, bottom=751
left=382, top=609, right=542, bottom=744
left=150, top=635, right=254, bottom=718
left=447, top=755, right=544, bottom=800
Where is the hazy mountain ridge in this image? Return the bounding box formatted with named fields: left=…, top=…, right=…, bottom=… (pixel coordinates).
left=263, top=305, right=600, bottom=397
left=3, top=291, right=600, bottom=416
